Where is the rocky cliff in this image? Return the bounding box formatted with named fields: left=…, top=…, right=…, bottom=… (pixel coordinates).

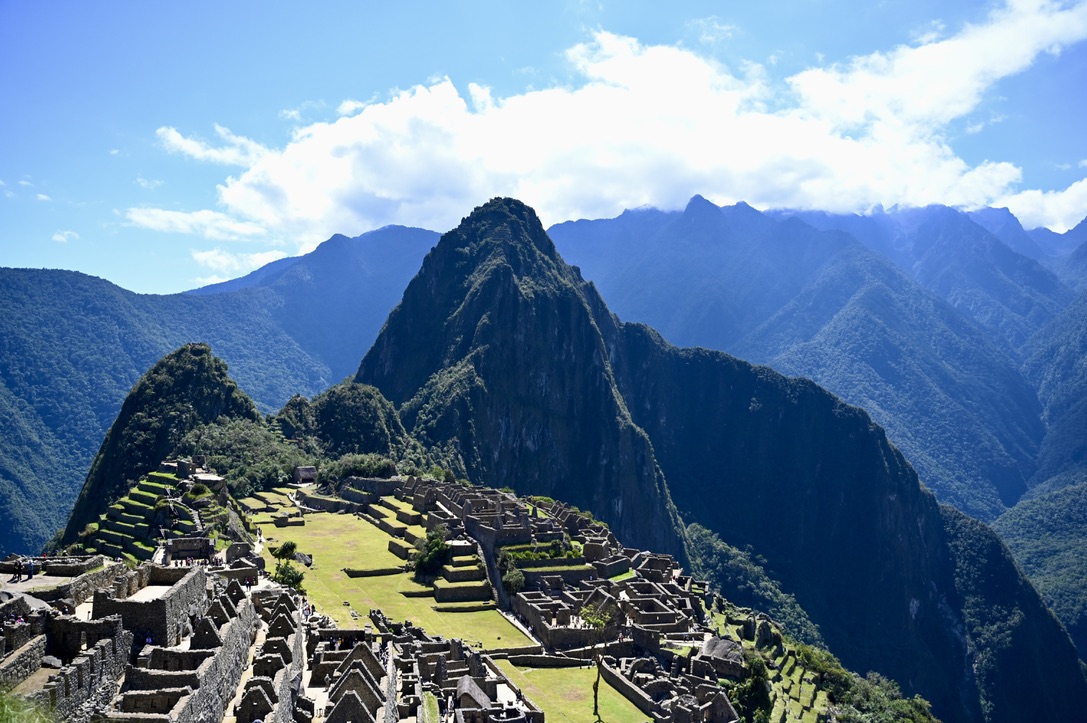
left=356, top=199, right=688, bottom=560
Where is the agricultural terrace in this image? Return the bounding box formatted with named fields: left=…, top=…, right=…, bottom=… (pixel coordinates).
left=709, top=607, right=829, bottom=723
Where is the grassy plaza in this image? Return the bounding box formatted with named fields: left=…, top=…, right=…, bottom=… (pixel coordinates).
left=257, top=507, right=533, bottom=649
left=495, top=661, right=647, bottom=723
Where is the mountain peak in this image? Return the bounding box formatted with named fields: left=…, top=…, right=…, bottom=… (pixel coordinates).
left=62, top=343, right=260, bottom=543
left=449, top=197, right=555, bottom=254
left=682, top=193, right=721, bottom=217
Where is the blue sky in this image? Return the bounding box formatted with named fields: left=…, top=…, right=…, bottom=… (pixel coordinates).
left=2, top=1, right=1086, bottom=294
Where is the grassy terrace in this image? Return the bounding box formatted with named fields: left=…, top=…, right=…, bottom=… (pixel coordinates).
left=495, top=661, right=645, bottom=723
left=709, top=609, right=829, bottom=723
left=258, top=509, right=532, bottom=650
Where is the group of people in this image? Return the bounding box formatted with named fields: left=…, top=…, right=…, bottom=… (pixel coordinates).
left=7, top=558, right=36, bottom=582
left=170, top=554, right=219, bottom=567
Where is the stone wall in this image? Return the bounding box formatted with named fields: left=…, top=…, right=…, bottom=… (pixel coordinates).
left=119, top=594, right=259, bottom=723
left=298, top=492, right=366, bottom=514
left=599, top=658, right=660, bottom=717
left=433, top=582, right=492, bottom=604
left=0, top=555, right=105, bottom=578
left=34, top=621, right=133, bottom=723
left=346, top=477, right=404, bottom=496
left=45, top=615, right=128, bottom=665
left=30, top=562, right=124, bottom=606
left=0, top=634, right=45, bottom=687
left=92, top=566, right=207, bottom=648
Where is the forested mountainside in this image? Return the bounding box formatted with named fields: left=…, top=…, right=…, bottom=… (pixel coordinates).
left=356, top=198, right=1086, bottom=723
left=60, top=343, right=261, bottom=543
left=548, top=199, right=1051, bottom=521
left=549, top=199, right=1087, bottom=667
left=1020, top=290, right=1087, bottom=493
left=0, top=226, right=436, bottom=555
left=355, top=199, right=689, bottom=561
left=992, top=481, right=1087, bottom=663
left=785, top=205, right=1073, bottom=351
left=60, top=340, right=947, bottom=723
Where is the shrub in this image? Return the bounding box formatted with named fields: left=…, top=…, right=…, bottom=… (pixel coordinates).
left=413, top=525, right=452, bottom=580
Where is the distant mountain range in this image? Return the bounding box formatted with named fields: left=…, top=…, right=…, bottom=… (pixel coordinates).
left=549, top=198, right=1085, bottom=519
left=58, top=199, right=1087, bottom=723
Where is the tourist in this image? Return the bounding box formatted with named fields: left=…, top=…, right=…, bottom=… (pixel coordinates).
left=26, top=559, right=34, bottom=579
left=13, top=559, right=22, bottom=581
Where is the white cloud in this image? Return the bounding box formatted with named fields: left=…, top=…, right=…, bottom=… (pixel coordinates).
left=18, top=180, right=32, bottom=187
left=124, top=208, right=267, bottom=241
left=911, top=20, right=947, bottom=45
left=141, top=1, right=1087, bottom=243
left=337, top=99, right=368, bottom=116
left=280, top=100, right=328, bottom=123
left=36, top=193, right=51, bottom=201
left=689, top=16, right=737, bottom=45
left=157, top=124, right=269, bottom=166
left=52, top=230, right=79, bottom=243
left=997, top=177, right=1087, bottom=231
left=191, top=248, right=288, bottom=274
left=109, top=148, right=120, bottom=156
left=136, top=175, right=162, bottom=190
left=1080, top=159, right=1087, bottom=168
left=788, top=1, right=1087, bottom=133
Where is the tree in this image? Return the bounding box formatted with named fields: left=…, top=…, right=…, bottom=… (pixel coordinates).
left=412, top=525, right=452, bottom=581
left=502, top=566, right=525, bottom=594
left=580, top=599, right=616, bottom=720
left=271, top=540, right=305, bottom=591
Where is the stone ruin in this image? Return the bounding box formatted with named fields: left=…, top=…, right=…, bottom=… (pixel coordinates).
left=1, top=556, right=308, bottom=723
left=2, top=471, right=798, bottom=723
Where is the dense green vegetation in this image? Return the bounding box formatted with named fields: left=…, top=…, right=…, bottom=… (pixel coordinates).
left=310, top=380, right=414, bottom=459
left=412, top=525, right=452, bottom=580
left=175, top=417, right=312, bottom=498
left=942, top=505, right=1087, bottom=721
left=0, top=226, right=437, bottom=555
left=793, top=644, right=937, bottom=723
left=687, top=523, right=821, bottom=645
left=61, top=343, right=261, bottom=545
left=1021, top=291, right=1087, bottom=490
left=992, top=480, right=1087, bottom=659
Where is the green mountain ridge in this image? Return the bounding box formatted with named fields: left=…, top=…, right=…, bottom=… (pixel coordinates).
left=0, top=226, right=437, bottom=555
left=61, top=343, right=261, bottom=543
left=51, top=198, right=1087, bottom=722
left=356, top=199, right=689, bottom=561
left=992, top=480, right=1087, bottom=663
left=549, top=200, right=1045, bottom=521
left=355, top=197, right=1085, bottom=722
left=58, top=338, right=941, bottom=723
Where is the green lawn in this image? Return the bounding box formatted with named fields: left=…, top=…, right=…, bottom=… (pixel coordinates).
left=495, top=661, right=646, bottom=723
left=260, top=511, right=533, bottom=650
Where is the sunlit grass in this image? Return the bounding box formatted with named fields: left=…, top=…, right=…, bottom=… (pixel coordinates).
left=259, top=510, right=533, bottom=650
left=495, top=661, right=646, bottom=723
